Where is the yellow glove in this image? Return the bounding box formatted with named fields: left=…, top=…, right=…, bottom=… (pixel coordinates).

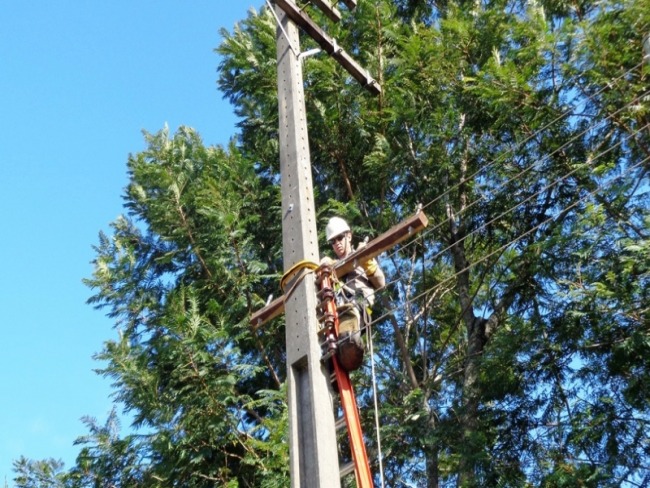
left=362, top=258, right=378, bottom=276
left=355, top=240, right=377, bottom=276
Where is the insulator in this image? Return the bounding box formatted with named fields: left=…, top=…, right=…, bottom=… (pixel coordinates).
left=319, top=264, right=333, bottom=278
left=316, top=286, right=334, bottom=299
left=320, top=312, right=335, bottom=328
left=320, top=289, right=335, bottom=303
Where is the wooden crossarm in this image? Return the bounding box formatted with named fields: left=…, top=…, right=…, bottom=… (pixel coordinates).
left=274, top=0, right=381, bottom=96
left=309, top=0, right=342, bottom=22
left=250, top=211, right=429, bottom=328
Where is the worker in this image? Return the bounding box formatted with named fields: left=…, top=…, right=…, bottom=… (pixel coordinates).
left=321, top=216, right=385, bottom=371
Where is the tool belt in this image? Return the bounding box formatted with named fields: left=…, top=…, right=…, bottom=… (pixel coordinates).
left=336, top=292, right=371, bottom=333
left=333, top=269, right=374, bottom=331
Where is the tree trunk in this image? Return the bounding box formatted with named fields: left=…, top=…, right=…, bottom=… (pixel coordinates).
left=457, top=316, right=487, bottom=487
left=426, top=405, right=440, bottom=488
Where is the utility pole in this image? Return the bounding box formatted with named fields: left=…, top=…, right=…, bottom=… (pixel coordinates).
left=265, top=0, right=398, bottom=485
left=273, top=3, right=341, bottom=487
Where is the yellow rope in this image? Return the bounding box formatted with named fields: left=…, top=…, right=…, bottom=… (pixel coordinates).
left=280, top=259, right=320, bottom=294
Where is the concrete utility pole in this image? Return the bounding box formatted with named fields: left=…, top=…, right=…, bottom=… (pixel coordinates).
left=261, top=0, right=429, bottom=473
left=273, top=4, right=341, bottom=487
left=263, top=3, right=430, bottom=480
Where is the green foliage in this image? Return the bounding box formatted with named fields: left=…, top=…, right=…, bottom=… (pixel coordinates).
left=12, top=458, right=66, bottom=488
left=14, top=0, right=650, bottom=486
left=70, top=125, right=288, bottom=487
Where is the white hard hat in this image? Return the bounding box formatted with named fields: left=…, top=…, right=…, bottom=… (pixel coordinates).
left=325, top=217, right=351, bottom=241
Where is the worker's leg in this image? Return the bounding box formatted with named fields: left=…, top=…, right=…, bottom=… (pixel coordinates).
left=337, top=304, right=364, bottom=371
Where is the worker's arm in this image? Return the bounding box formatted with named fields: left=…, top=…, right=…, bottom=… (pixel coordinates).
left=355, top=240, right=385, bottom=289
left=363, top=258, right=385, bottom=289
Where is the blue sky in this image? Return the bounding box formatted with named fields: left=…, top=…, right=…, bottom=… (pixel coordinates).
left=0, top=2, right=258, bottom=483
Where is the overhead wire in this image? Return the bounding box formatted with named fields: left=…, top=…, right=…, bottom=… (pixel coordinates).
left=375, top=86, right=650, bottom=273
left=350, top=91, right=650, bottom=336
left=368, top=152, right=650, bottom=330
left=417, top=60, right=647, bottom=217
left=344, top=116, right=649, bottom=331
left=362, top=60, right=648, bottom=274
left=321, top=56, right=648, bottom=338
left=335, top=79, right=649, bottom=311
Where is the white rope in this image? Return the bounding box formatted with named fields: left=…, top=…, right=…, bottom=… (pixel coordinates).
left=368, top=323, right=386, bottom=488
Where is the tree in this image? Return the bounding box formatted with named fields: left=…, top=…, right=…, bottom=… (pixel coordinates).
left=79, top=127, right=289, bottom=487
left=13, top=458, right=66, bottom=488
left=217, top=1, right=648, bottom=486
left=15, top=1, right=649, bottom=486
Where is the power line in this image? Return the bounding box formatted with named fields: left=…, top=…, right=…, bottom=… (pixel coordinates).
left=379, top=87, right=649, bottom=270
left=418, top=60, right=647, bottom=216
left=370, top=153, right=650, bottom=329
left=327, top=60, right=648, bottom=313
left=347, top=114, right=648, bottom=311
